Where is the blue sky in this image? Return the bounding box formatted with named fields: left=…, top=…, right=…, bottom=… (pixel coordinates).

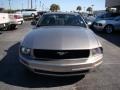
left=0, top=0, right=105, bottom=11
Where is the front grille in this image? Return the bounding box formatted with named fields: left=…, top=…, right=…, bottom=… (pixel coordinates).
left=33, top=49, right=90, bottom=59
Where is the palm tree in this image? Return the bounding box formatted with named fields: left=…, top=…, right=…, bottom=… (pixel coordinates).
left=50, top=4, right=60, bottom=12
left=76, top=6, right=82, bottom=12
left=86, top=7, right=92, bottom=14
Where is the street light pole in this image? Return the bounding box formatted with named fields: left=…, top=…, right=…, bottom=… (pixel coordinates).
left=42, top=4, right=44, bottom=11
left=84, top=7, right=86, bottom=12
left=91, top=5, right=94, bottom=9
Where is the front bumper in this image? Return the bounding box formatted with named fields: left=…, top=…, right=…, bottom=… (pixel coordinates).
left=16, top=21, right=23, bottom=24
left=19, top=54, right=103, bottom=76
left=93, top=25, right=105, bottom=31
left=11, top=20, right=24, bottom=25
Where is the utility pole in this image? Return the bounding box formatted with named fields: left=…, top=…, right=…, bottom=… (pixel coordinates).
left=31, top=0, right=33, bottom=9
left=8, top=0, right=11, bottom=10
left=28, top=0, right=29, bottom=9
left=35, top=0, right=37, bottom=9
left=21, top=0, right=23, bottom=9
left=42, top=4, right=44, bottom=11
left=39, top=0, right=41, bottom=10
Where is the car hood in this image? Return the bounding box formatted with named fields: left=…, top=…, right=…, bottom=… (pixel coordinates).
left=21, top=26, right=100, bottom=50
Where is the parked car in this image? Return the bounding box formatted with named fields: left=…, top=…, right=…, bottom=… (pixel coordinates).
left=93, top=16, right=120, bottom=33
left=16, top=9, right=38, bottom=17
left=19, top=12, right=103, bottom=76
left=9, top=13, right=24, bottom=25
left=37, top=11, right=47, bottom=16
left=0, top=13, right=20, bottom=30
left=95, top=13, right=120, bottom=21
left=84, top=15, right=95, bottom=27
left=0, top=13, right=11, bottom=30
left=31, top=11, right=47, bottom=25
left=90, top=13, right=120, bottom=30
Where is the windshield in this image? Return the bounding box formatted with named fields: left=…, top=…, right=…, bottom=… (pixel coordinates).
left=37, top=14, right=86, bottom=27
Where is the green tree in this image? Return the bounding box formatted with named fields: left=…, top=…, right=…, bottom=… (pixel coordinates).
left=3, top=9, right=16, bottom=13
left=76, top=6, right=82, bottom=12
left=0, top=8, right=4, bottom=12
left=50, top=4, right=60, bottom=12
left=87, top=7, right=93, bottom=14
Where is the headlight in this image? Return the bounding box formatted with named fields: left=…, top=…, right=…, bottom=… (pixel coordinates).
left=91, top=47, right=103, bottom=56
left=20, top=46, right=31, bottom=55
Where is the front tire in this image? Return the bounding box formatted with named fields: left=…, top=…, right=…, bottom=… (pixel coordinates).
left=3, top=26, right=8, bottom=31
left=10, top=24, right=17, bottom=30
left=104, top=25, right=113, bottom=34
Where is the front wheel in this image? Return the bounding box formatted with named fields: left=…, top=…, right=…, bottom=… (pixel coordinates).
left=10, top=24, right=17, bottom=30
left=104, top=25, right=113, bottom=34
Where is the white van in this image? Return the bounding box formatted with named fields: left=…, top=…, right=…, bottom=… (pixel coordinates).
left=16, top=9, right=38, bottom=17
left=0, top=13, right=24, bottom=31
left=0, top=13, right=11, bottom=30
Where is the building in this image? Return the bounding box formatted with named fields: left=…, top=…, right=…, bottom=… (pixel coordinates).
left=106, top=0, right=120, bottom=12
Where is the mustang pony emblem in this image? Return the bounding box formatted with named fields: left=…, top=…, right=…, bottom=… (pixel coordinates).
left=57, top=52, right=68, bottom=56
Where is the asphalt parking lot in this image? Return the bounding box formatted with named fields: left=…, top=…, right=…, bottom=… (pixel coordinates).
left=0, top=21, right=120, bottom=90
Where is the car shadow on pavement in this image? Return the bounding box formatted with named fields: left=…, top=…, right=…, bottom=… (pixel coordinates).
left=94, top=31, right=120, bottom=47
left=0, top=31, right=2, bottom=34
left=0, top=42, right=84, bottom=88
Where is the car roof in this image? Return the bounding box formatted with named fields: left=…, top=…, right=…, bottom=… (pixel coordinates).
left=44, top=12, right=80, bottom=16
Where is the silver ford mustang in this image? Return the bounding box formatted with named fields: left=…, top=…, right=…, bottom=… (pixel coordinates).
left=19, top=12, right=103, bottom=76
